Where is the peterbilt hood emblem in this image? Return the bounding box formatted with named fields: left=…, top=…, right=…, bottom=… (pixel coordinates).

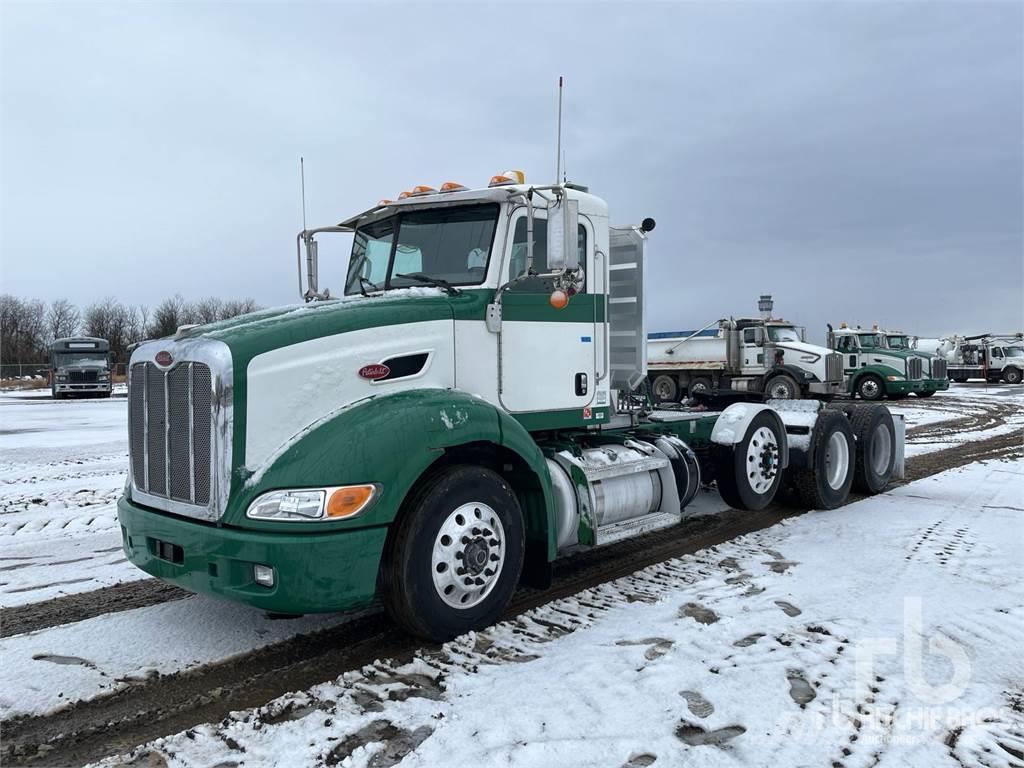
left=155, top=351, right=173, bottom=367
left=358, top=364, right=390, bottom=381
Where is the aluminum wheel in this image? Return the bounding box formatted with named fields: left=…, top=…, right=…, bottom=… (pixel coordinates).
left=870, top=422, right=892, bottom=476
left=431, top=502, right=506, bottom=610
left=745, top=426, right=780, bottom=494
left=860, top=378, right=881, bottom=399
left=823, top=430, right=851, bottom=490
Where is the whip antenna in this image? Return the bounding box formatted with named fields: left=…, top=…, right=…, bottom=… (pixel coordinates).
left=300, top=156, right=308, bottom=233
left=555, top=76, right=563, bottom=184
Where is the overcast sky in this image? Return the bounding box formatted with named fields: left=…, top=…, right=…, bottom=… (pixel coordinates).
left=2, top=1, right=1021, bottom=340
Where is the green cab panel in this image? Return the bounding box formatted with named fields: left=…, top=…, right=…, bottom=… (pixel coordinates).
left=117, top=496, right=386, bottom=614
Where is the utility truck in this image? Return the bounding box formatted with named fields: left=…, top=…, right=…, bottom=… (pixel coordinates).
left=49, top=337, right=113, bottom=398
left=647, top=295, right=844, bottom=402
left=118, top=174, right=905, bottom=641
left=937, top=334, right=1024, bottom=384
left=827, top=325, right=947, bottom=400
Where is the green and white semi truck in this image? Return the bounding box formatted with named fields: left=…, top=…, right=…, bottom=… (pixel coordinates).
left=118, top=175, right=905, bottom=641
left=882, top=329, right=950, bottom=395
left=827, top=325, right=948, bottom=400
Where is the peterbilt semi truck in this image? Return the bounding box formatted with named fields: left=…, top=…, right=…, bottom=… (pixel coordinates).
left=827, top=325, right=947, bottom=399
left=936, top=334, right=1024, bottom=384
left=647, top=297, right=844, bottom=402
left=49, top=337, right=113, bottom=399
left=880, top=329, right=950, bottom=396
left=117, top=174, right=904, bottom=641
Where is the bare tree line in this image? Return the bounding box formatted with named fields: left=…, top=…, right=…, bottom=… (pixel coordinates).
left=0, top=294, right=260, bottom=366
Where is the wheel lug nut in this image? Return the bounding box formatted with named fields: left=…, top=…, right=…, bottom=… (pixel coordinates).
left=472, top=527, right=480, bottom=535
left=456, top=567, right=466, bottom=575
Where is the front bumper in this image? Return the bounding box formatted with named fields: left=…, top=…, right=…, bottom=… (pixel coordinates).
left=921, top=378, right=950, bottom=393
left=118, top=496, right=388, bottom=614
left=808, top=380, right=843, bottom=396
left=886, top=380, right=926, bottom=396
left=54, top=383, right=110, bottom=393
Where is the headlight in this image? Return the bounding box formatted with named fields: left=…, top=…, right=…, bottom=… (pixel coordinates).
left=99, top=373, right=110, bottom=381
left=246, top=484, right=379, bottom=522
left=57, top=375, right=68, bottom=381
left=886, top=375, right=904, bottom=381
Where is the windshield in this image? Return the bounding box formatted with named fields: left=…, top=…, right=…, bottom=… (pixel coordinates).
left=1004, top=346, right=1024, bottom=357
left=767, top=326, right=801, bottom=343
left=859, top=333, right=885, bottom=349
left=887, top=335, right=909, bottom=349
left=345, top=204, right=498, bottom=295
left=55, top=353, right=108, bottom=368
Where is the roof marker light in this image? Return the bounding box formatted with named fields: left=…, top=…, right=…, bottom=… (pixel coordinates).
left=398, top=190, right=413, bottom=199
left=488, top=169, right=526, bottom=187
left=440, top=181, right=467, bottom=193
left=378, top=199, right=393, bottom=206
left=409, top=185, right=437, bottom=197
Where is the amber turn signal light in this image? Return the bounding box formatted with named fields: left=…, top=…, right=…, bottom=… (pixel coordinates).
left=326, top=484, right=377, bottom=519
left=549, top=289, right=569, bottom=309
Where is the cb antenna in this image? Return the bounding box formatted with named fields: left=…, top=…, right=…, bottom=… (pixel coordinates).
left=555, top=76, right=563, bottom=184
left=300, top=156, right=308, bottom=233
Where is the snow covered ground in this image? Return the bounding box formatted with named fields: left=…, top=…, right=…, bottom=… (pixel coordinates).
left=94, top=458, right=1024, bottom=768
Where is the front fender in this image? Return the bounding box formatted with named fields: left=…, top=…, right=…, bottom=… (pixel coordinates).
left=848, top=365, right=904, bottom=392
left=710, top=403, right=790, bottom=469
left=227, top=389, right=556, bottom=557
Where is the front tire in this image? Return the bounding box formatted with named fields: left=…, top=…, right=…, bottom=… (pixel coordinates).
left=856, top=374, right=885, bottom=401
left=764, top=374, right=800, bottom=400
left=1003, top=368, right=1022, bottom=385
left=912, top=390, right=936, bottom=398
left=713, top=412, right=785, bottom=511
left=791, top=410, right=855, bottom=509
left=381, top=465, right=525, bottom=642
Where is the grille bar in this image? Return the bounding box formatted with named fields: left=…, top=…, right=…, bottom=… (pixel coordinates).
left=933, top=358, right=947, bottom=379
left=908, top=357, right=923, bottom=380
left=129, top=361, right=213, bottom=510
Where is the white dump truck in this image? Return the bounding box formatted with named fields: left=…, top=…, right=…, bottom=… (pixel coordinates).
left=118, top=173, right=904, bottom=641
left=647, top=296, right=844, bottom=402
left=937, top=334, right=1024, bottom=384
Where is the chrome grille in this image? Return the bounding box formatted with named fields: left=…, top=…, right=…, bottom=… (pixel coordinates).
left=932, top=358, right=947, bottom=379
left=130, top=361, right=212, bottom=507
left=69, top=370, right=98, bottom=383
left=908, top=356, right=923, bottom=380
left=825, top=352, right=843, bottom=383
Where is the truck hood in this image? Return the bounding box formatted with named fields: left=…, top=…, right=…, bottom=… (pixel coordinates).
left=773, top=341, right=834, bottom=359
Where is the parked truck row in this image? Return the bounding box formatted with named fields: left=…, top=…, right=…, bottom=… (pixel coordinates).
left=118, top=175, right=906, bottom=641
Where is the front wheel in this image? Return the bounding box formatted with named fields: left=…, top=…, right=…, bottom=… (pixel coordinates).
left=713, top=412, right=785, bottom=511
left=856, top=374, right=885, bottom=401
left=912, top=390, right=936, bottom=398
left=1003, top=368, right=1022, bottom=385
left=764, top=374, right=800, bottom=400
left=381, top=465, right=525, bottom=642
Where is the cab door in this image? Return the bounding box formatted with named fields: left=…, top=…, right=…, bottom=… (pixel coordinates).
left=740, top=327, right=765, bottom=374
left=498, top=210, right=598, bottom=420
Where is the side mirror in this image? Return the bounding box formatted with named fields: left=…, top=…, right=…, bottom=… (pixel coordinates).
left=546, top=196, right=579, bottom=272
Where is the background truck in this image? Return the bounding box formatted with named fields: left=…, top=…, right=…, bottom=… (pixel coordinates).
left=936, top=334, right=1024, bottom=384
left=647, top=295, right=844, bottom=402
left=880, top=329, right=949, bottom=396
left=49, top=337, right=113, bottom=399
left=827, top=325, right=945, bottom=400
left=118, top=174, right=904, bottom=642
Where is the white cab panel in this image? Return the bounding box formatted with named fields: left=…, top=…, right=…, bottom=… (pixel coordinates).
left=499, top=320, right=596, bottom=413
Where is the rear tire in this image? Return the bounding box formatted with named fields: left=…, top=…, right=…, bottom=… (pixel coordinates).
left=848, top=403, right=896, bottom=494
left=713, top=412, right=784, bottom=511
left=688, top=377, right=713, bottom=398
left=381, top=465, right=525, bottom=642
left=651, top=374, right=679, bottom=403
left=856, top=374, right=885, bottom=401
left=792, top=410, right=855, bottom=509
left=764, top=374, right=800, bottom=400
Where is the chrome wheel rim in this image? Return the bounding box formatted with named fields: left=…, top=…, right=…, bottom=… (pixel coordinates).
left=770, top=380, right=794, bottom=399
left=871, top=423, right=892, bottom=476
left=691, top=381, right=710, bottom=395
left=653, top=377, right=674, bottom=401
left=861, top=379, right=880, bottom=399
left=823, top=431, right=850, bottom=490
left=431, top=502, right=505, bottom=610
left=745, top=426, right=780, bottom=494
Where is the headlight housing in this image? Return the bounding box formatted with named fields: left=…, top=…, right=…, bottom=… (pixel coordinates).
left=886, top=375, right=904, bottom=381
left=246, top=484, right=379, bottom=522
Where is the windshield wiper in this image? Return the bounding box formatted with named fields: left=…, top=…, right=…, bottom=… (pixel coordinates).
left=358, top=276, right=381, bottom=296
left=395, top=272, right=462, bottom=296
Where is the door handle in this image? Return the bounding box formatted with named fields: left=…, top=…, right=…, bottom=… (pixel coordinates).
left=575, top=372, right=588, bottom=396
